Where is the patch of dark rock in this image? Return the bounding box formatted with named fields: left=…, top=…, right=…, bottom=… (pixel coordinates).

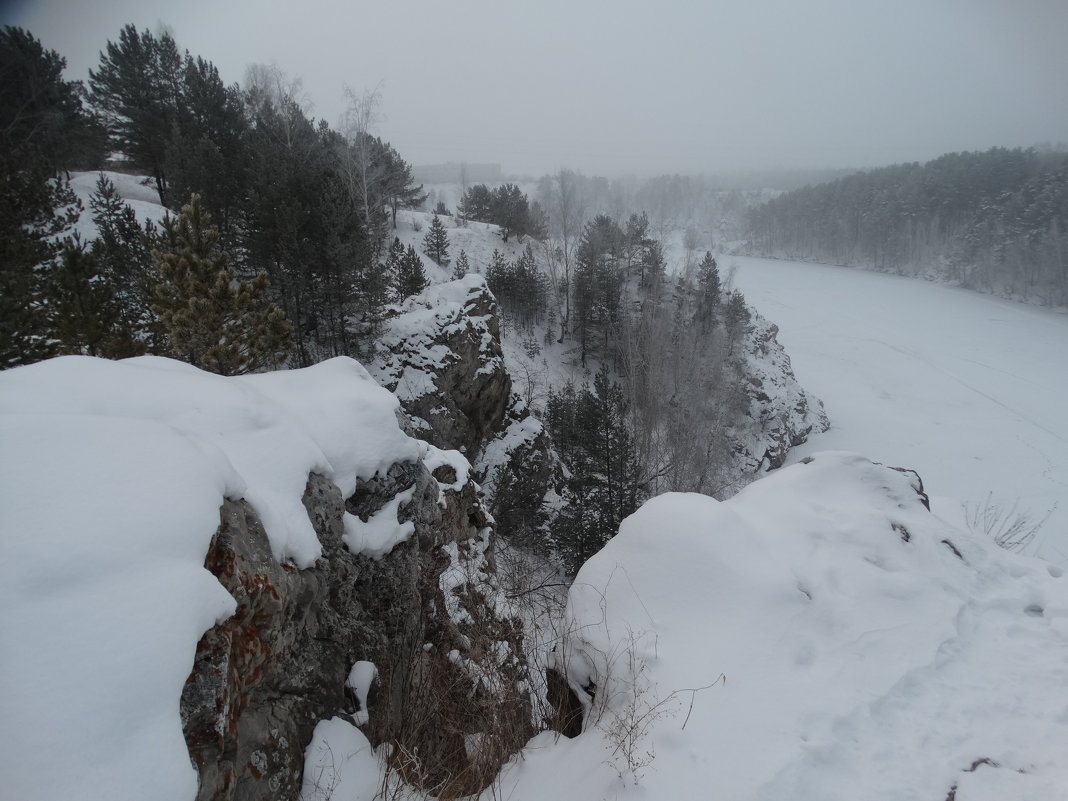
left=941, top=539, right=964, bottom=560
left=891, top=521, right=911, bottom=543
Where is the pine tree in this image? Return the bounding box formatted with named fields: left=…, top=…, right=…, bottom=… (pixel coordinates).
left=723, top=289, right=751, bottom=353
left=458, top=184, right=493, bottom=221
left=90, top=25, right=184, bottom=204
left=488, top=248, right=507, bottom=276
left=491, top=183, right=532, bottom=242
left=695, top=251, right=721, bottom=333
left=47, top=237, right=143, bottom=358
left=377, top=140, right=426, bottom=228
left=88, top=174, right=155, bottom=329
left=453, top=249, right=470, bottom=279
left=396, top=244, right=428, bottom=300
left=152, top=194, right=292, bottom=374
left=486, top=249, right=511, bottom=298
left=546, top=366, right=639, bottom=574
left=1, top=27, right=100, bottom=368
left=422, top=213, right=450, bottom=266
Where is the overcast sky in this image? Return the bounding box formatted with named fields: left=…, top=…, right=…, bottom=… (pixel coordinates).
left=6, top=0, right=1068, bottom=177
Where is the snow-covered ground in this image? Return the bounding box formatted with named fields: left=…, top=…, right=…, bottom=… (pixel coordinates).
left=67, top=170, right=169, bottom=239
left=489, top=452, right=1068, bottom=801
left=729, top=256, right=1068, bottom=561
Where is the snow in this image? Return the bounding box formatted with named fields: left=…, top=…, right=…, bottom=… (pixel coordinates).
left=392, top=209, right=532, bottom=277
left=475, top=414, right=544, bottom=496
left=728, top=257, right=1068, bottom=561
left=67, top=170, right=169, bottom=241
left=0, top=354, right=425, bottom=801
left=491, top=452, right=1068, bottom=801
left=0, top=356, right=419, bottom=566
left=421, top=442, right=471, bottom=505
left=301, top=718, right=383, bottom=801
left=342, top=486, right=416, bottom=559
left=0, top=413, right=238, bottom=801
left=346, top=661, right=378, bottom=726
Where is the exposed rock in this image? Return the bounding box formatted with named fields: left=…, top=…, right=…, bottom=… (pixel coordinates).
left=736, top=312, right=830, bottom=471
left=370, top=276, right=511, bottom=455
left=474, top=397, right=562, bottom=551
left=181, top=461, right=534, bottom=800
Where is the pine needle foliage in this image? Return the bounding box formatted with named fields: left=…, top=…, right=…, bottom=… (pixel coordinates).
left=422, top=213, right=451, bottom=266
left=152, top=194, right=292, bottom=375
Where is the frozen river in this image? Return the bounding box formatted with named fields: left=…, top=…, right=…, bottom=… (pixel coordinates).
left=731, top=256, right=1068, bottom=560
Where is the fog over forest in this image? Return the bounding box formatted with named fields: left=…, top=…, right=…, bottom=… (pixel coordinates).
left=7, top=0, right=1068, bottom=177
left=5, top=2, right=1068, bottom=801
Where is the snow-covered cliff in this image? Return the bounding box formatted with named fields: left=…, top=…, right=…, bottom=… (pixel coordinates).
left=0, top=355, right=531, bottom=801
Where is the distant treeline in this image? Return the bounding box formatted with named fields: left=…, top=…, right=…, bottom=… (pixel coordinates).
left=746, top=147, right=1068, bottom=306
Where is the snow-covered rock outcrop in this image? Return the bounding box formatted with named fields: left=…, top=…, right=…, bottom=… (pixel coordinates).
left=500, top=452, right=1068, bottom=801
left=736, top=310, right=830, bottom=472
left=0, top=355, right=533, bottom=801
left=369, top=275, right=511, bottom=455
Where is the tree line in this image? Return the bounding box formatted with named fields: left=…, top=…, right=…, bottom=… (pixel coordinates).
left=746, top=147, right=1068, bottom=305
left=1, top=24, right=428, bottom=371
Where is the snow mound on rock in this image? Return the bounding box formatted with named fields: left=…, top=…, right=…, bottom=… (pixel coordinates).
left=494, top=452, right=1068, bottom=801
left=0, top=355, right=423, bottom=801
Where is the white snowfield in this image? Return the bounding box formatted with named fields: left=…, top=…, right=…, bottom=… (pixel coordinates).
left=0, top=355, right=430, bottom=801
left=495, top=452, right=1068, bottom=801
left=730, top=256, right=1068, bottom=561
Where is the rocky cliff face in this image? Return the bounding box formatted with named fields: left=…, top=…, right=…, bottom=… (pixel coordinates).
left=735, top=310, right=830, bottom=472
left=369, top=276, right=511, bottom=456
left=178, top=276, right=827, bottom=800
left=182, top=458, right=533, bottom=800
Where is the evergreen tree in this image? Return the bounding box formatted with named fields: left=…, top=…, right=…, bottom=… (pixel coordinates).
left=723, top=290, right=751, bottom=352
left=422, top=214, right=451, bottom=266
left=488, top=248, right=507, bottom=276
left=0, top=27, right=96, bottom=368
left=486, top=249, right=510, bottom=296
left=384, top=236, right=405, bottom=276
left=491, top=183, right=532, bottom=242
left=546, top=366, right=639, bottom=574
left=90, top=25, right=184, bottom=204
left=152, top=194, right=292, bottom=374
left=165, top=53, right=248, bottom=230
left=1, top=26, right=105, bottom=173
left=88, top=174, right=156, bottom=328
left=574, top=215, right=625, bottom=365
left=487, top=245, right=549, bottom=329
left=453, top=249, right=470, bottom=279
left=641, top=239, right=666, bottom=292
left=47, top=237, right=143, bottom=358
left=377, top=140, right=426, bottom=228
left=458, top=183, right=493, bottom=221
left=694, top=251, right=721, bottom=333
left=396, top=245, right=428, bottom=300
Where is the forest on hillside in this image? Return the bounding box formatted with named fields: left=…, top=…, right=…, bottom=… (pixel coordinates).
left=1, top=23, right=436, bottom=370
left=745, top=147, right=1068, bottom=305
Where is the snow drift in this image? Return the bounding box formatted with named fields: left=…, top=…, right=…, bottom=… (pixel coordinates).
left=494, top=452, right=1068, bottom=801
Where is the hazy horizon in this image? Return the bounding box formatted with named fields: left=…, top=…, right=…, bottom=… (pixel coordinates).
left=6, top=0, right=1067, bottom=178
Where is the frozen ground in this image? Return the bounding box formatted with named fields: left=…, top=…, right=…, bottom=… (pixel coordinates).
left=729, top=256, right=1068, bottom=561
